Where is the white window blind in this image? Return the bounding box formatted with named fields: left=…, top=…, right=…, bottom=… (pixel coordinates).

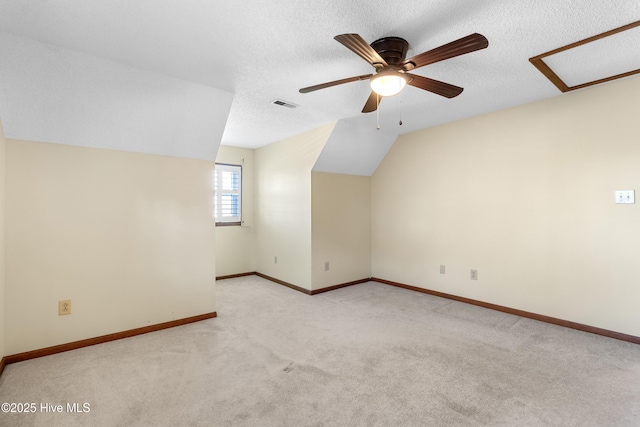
left=214, top=163, right=242, bottom=225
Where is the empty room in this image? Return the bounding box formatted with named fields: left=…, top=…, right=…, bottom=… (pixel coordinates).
left=1, top=1, right=639, bottom=426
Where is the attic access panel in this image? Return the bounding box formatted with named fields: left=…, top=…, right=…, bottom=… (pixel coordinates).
left=530, top=20, right=640, bottom=92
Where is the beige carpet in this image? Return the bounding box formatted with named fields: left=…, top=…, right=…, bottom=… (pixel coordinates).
left=1, top=275, right=639, bottom=426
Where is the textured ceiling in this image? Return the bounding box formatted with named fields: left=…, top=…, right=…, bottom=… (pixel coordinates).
left=1, top=1, right=639, bottom=150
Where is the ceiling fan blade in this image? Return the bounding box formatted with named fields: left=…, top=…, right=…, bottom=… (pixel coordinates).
left=403, top=33, right=488, bottom=70
left=362, top=91, right=381, bottom=113
left=334, top=34, right=388, bottom=68
left=299, top=74, right=372, bottom=93
left=406, top=74, right=464, bottom=98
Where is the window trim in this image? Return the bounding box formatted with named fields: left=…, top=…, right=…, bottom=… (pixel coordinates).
left=214, top=162, right=242, bottom=227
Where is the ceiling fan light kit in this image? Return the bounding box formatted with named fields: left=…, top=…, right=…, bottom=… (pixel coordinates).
left=300, top=32, right=489, bottom=115
left=370, top=69, right=407, bottom=97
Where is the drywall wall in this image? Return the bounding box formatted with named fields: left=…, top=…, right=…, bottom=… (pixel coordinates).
left=215, top=145, right=256, bottom=277
left=5, top=140, right=216, bottom=354
left=0, top=118, right=6, bottom=358
left=311, top=172, right=371, bottom=290
left=372, top=74, right=640, bottom=337
left=255, top=123, right=334, bottom=290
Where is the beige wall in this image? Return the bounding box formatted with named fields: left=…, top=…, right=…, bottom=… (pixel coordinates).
left=372, top=75, right=640, bottom=337
left=311, top=172, right=371, bottom=290
left=215, top=145, right=256, bottom=277
left=5, top=140, right=216, bottom=354
left=255, top=123, right=334, bottom=290
left=0, top=119, right=6, bottom=358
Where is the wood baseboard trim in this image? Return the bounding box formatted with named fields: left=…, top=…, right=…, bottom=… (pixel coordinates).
left=371, top=277, right=640, bottom=345
left=3, top=312, right=217, bottom=366
left=311, top=278, right=372, bottom=295
left=254, top=272, right=371, bottom=296
left=0, top=357, right=6, bottom=377
left=216, top=272, right=257, bottom=280
left=255, top=272, right=312, bottom=295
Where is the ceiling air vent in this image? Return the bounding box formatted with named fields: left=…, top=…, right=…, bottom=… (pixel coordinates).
left=271, top=99, right=298, bottom=108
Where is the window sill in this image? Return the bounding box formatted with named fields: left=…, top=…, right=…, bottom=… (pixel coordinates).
left=215, top=221, right=242, bottom=227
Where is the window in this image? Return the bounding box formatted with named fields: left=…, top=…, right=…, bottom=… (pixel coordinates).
left=214, top=163, right=242, bottom=226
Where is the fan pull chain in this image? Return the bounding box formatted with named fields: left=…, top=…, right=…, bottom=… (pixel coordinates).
left=376, top=93, right=380, bottom=130
left=399, top=92, right=403, bottom=126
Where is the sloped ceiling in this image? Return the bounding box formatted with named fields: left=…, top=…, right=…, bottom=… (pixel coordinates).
left=0, top=1, right=639, bottom=162
left=0, top=32, right=233, bottom=160
left=313, top=119, right=397, bottom=176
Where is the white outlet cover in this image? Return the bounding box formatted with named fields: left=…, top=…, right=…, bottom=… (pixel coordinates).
left=615, top=190, right=635, bottom=204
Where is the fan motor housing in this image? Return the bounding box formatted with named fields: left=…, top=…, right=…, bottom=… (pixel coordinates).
left=370, top=37, right=409, bottom=66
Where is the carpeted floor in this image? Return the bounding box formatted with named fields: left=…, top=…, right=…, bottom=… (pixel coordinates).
left=1, top=276, right=639, bottom=426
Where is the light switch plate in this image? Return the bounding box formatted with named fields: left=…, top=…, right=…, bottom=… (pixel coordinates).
left=615, top=190, right=635, bottom=204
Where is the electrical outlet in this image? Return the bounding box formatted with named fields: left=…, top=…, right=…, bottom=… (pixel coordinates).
left=324, top=261, right=330, bottom=271
left=470, top=269, right=478, bottom=280
left=274, top=256, right=278, bottom=264
left=439, top=265, right=446, bottom=274
left=59, top=299, right=72, bottom=315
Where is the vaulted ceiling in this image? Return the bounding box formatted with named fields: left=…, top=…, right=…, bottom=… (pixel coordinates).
left=1, top=1, right=639, bottom=156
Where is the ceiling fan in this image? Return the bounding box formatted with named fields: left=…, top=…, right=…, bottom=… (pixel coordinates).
left=299, top=33, right=488, bottom=113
